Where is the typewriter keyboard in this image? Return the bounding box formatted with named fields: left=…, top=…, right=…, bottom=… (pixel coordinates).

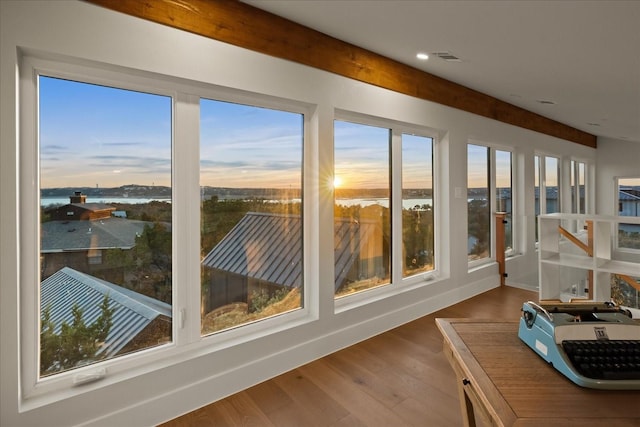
left=562, top=340, right=640, bottom=380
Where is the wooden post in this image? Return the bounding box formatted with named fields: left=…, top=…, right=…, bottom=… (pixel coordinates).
left=495, top=212, right=507, bottom=286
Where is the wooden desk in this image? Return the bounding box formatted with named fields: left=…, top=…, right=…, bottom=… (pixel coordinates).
left=436, top=319, right=640, bottom=426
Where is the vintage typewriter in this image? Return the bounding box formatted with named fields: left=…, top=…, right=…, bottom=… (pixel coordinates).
left=518, top=300, right=640, bottom=389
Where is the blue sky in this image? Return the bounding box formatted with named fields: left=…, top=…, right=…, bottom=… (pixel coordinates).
left=42, top=75, right=611, bottom=193
left=39, top=76, right=305, bottom=190
left=200, top=99, right=302, bottom=188
left=334, top=121, right=434, bottom=190
left=39, top=76, right=172, bottom=188
left=39, top=77, right=433, bottom=191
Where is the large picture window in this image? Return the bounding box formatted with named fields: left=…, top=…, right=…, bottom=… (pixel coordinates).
left=401, top=134, right=435, bottom=277
left=614, top=177, right=640, bottom=312
left=534, top=154, right=560, bottom=241
left=333, top=118, right=436, bottom=298
left=467, top=144, right=490, bottom=261
left=38, top=76, right=173, bottom=377
left=334, top=120, right=391, bottom=296
left=617, top=177, right=640, bottom=249
left=467, top=144, right=515, bottom=262
left=495, top=149, right=513, bottom=253
left=21, top=57, right=436, bottom=404
left=24, top=61, right=310, bottom=396
left=545, top=156, right=560, bottom=214
left=570, top=160, right=587, bottom=214
left=200, top=99, right=304, bottom=335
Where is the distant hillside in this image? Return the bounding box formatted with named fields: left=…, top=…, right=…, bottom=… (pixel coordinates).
left=41, top=185, right=171, bottom=199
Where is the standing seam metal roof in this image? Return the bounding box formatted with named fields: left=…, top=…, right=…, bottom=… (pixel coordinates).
left=40, top=267, right=171, bottom=357
left=201, top=212, right=379, bottom=291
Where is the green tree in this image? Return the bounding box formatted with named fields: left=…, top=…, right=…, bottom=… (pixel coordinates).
left=403, top=205, right=434, bottom=272
left=102, top=222, right=173, bottom=303
left=468, top=199, right=490, bottom=257
left=40, top=294, right=114, bottom=375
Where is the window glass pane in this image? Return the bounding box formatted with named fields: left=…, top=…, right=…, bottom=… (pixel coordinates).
left=618, top=178, right=640, bottom=249
left=402, top=134, right=434, bottom=277
left=39, top=76, right=172, bottom=377
left=200, top=99, right=303, bottom=335
left=545, top=157, right=559, bottom=213
left=570, top=160, right=587, bottom=214
left=495, top=150, right=512, bottom=252
left=570, top=160, right=577, bottom=213
left=578, top=162, right=586, bottom=214
left=615, top=177, right=640, bottom=311
left=334, top=120, right=391, bottom=297
left=467, top=144, right=490, bottom=260
left=534, top=155, right=540, bottom=241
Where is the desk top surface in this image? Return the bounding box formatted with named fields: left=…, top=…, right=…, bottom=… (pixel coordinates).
left=436, top=319, right=640, bottom=426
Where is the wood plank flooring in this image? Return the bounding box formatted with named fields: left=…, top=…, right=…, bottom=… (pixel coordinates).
left=159, top=286, right=536, bottom=427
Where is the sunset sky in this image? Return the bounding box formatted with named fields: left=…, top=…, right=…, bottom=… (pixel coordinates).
left=200, top=98, right=302, bottom=189
left=41, top=76, right=637, bottom=194
left=39, top=76, right=172, bottom=189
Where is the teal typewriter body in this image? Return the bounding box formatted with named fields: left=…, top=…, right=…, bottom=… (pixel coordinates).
left=518, top=301, right=640, bottom=390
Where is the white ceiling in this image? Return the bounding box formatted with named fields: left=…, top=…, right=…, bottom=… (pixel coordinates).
left=244, top=0, right=640, bottom=144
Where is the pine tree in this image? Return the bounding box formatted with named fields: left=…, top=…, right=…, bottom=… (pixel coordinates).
left=40, top=294, right=114, bottom=375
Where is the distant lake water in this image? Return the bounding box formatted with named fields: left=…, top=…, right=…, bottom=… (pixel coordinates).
left=40, top=197, right=172, bottom=207
left=336, top=198, right=433, bottom=209
left=41, top=196, right=435, bottom=209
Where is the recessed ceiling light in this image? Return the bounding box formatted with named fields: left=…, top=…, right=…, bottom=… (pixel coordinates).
left=416, top=52, right=429, bottom=60
left=536, top=100, right=556, bottom=105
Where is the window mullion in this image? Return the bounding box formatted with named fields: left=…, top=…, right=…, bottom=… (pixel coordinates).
left=489, top=148, right=497, bottom=260
left=390, top=130, right=403, bottom=285
left=539, top=155, right=547, bottom=214
left=173, top=93, right=201, bottom=345
left=20, top=57, right=41, bottom=398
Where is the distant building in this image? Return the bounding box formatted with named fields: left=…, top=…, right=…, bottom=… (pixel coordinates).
left=41, top=267, right=171, bottom=359
left=41, top=191, right=149, bottom=279
left=201, top=212, right=384, bottom=312
left=49, top=191, right=116, bottom=221
left=619, top=188, right=640, bottom=217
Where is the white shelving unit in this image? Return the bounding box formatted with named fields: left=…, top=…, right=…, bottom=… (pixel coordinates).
left=538, top=213, right=640, bottom=304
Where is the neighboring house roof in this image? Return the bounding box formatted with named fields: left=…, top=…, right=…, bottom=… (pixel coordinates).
left=40, top=217, right=149, bottom=252
left=48, top=202, right=116, bottom=221
left=202, top=212, right=303, bottom=288
left=68, top=202, right=116, bottom=211
left=619, top=190, right=640, bottom=201
left=334, top=217, right=378, bottom=289
left=41, top=267, right=171, bottom=357
left=202, top=212, right=379, bottom=291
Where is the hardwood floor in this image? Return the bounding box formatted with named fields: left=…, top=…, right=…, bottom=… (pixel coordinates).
left=159, top=286, right=536, bottom=427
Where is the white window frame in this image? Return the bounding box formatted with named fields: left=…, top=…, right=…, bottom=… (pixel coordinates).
left=615, top=176, right=640, bottom=254
left=569, top=158, right=589, bottom=215
left=493, top=147, right=516, bottom=258
left=537, top=153, right=561, bottom=214
left=333, top=110, right=441, bottom=312
left=467, top=141, right=517, bottom=269
left=19, top=54, right=316, bottom=404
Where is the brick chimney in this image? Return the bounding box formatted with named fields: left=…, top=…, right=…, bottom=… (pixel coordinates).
left=69, top=191, right=86, bottom=204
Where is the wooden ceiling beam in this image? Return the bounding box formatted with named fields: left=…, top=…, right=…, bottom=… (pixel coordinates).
left=84, top=0, right=596, bottom=148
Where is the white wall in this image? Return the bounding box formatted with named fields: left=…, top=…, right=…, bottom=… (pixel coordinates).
left=0, top=1, right=596, bottom=426
left=595, top=137, right=640, bottom=215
